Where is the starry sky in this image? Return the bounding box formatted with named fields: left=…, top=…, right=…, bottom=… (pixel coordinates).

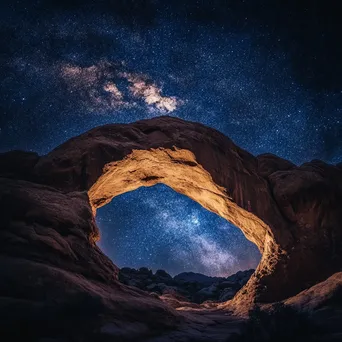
left=1, top=0, right=341, bottom=276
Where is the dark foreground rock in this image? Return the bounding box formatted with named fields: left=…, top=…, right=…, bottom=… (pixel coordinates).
left=230, top=273, right=342, bottom=342
left=0, top=178, right=181, bottom=341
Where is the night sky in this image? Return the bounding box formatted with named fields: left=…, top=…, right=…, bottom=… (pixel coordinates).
left=1, top=1, right=341, bottom=276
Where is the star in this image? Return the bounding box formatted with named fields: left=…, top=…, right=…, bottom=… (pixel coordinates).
left=1, top=0, right=341, bottom=276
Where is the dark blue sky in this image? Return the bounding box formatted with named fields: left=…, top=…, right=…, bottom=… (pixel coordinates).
left=1, top=0, right=341, bottom=275
left=97, top=184, right=260, bottom=276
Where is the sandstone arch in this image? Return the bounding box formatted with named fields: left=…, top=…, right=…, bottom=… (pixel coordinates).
left=85, top=146, right=288, bottom=305
left=1, top=116, right=341, bottom=339
left=89, top=147, right=270, bottom=250
left=0, top=117, right=342, bottom=316
left=27, top=116, right=341, bottom=304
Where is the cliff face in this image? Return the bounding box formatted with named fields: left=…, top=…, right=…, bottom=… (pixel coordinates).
left=0, top=116, right=341, bottom=338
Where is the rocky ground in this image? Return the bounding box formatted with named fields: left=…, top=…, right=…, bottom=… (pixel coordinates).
left=119, top=267, right=254, bottom=304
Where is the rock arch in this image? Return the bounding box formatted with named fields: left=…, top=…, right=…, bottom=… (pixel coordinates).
left=28, top=116, right=342, bottom=304
left=89, top=147, right=270, bottom=250
left=0, top=117, right=342, bottom=308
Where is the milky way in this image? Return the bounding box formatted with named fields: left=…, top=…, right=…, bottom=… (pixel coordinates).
left=1, top=1, right=341, bottom=276
left=97, top=184, right=260, bottom=276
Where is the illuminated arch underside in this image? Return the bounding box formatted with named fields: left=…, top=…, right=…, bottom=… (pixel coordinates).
left=89, top=147, right=268, bottom=251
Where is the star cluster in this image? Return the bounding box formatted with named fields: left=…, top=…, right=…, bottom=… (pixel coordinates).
left=1, top=0, right=341, bottom=276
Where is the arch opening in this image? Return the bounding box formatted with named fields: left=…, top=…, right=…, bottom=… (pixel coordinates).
left=96, top=183, right=261, bottom=278
left=88, top=147, right=275, bottom=303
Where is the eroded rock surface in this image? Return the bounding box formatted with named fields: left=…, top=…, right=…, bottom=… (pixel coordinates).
left=283, top=273, right=342, bottom=340
left=0, top=178, right=181, bottom=340
left=0, top=116, right=341, bottom=340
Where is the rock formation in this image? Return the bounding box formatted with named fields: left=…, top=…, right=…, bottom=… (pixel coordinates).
left=0, top=116, right=341, bottom=339
left=118, top=267, right=254, bottom=304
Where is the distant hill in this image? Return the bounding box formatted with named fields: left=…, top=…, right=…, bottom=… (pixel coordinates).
left=173, top=272, right=225, bottom=285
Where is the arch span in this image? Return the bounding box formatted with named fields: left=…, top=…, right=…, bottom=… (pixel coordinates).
left=89, top=147, right=269, bottom=251
left=32, top=116, right=342, bottom=304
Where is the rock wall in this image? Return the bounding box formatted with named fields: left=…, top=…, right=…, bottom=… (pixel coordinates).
left=0, top=177, right=181, bottom=340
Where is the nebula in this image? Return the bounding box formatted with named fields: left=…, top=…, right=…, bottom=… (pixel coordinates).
left=60, top=60, right=183, bottom=114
